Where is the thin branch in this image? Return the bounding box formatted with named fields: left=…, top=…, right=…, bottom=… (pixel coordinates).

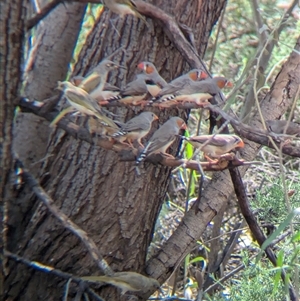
left=229, top=168, right=297, bottom=301
left=4, top=250, right=105, bottom=301
left=18, top=98, right=253, bottom=171
left=16, top=159, right=113, bottom=276
left=26, top=0, right=62, bottom=30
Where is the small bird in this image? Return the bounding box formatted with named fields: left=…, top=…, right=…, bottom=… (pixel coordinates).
left=159, top=76, right=233, bottom=105
left=111, top=73, right=149, bottom=105
left=136, top=117, right=187, bottom=164
left=154, top=69, right=208, bottom=99
left=72, top=76, right=120, bottom=104
left=78, top=59, right=122, bottom=95
left=82, top=271, right=161, bottom=295
left=266, top=120, right=300, bottom=136
left=152, top=70, right=208, bottom=107
left=112, top=112, right=158, bottom=147
left=50, top=81, right=118, bottom=129
left=103, top=0, right=148, bottom=24
left=182, top=134, right=244, bottom=161
left=137, top=61, right=168, bottom=97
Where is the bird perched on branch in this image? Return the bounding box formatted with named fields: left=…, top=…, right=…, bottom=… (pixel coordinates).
left=137, top=61, right=168, bottom=97
left=266, top=120, right=300, bottom=136
left=82, top=271, right=161, bottom=295
left=72, top=75, right=121, bottom=104
left=112, top=112, right=158, bottom=147
left=182, top=134, right=244, bottom=161
left=159, top=76, right=233, bottom=106
left=110, top=73, right=149, bottom=105
left=152, top=69, right=208, bottom=107
left=136, top=117, right=187, bottom=164
left=50, top=81, right=118, bottom=129
left=76, top=59, right=123, bottom=97
left=103, top=0, right=148, bottom=25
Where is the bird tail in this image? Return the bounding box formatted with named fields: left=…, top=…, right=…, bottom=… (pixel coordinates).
left=135, top=142, right=152, bottom=165
left=136, top=11, right=149, bottom=26
left=107, top=94, right=122, bottom=102
left=160, top=94, right=176, bottom=102
left=111, top=130, right=127, bottom=137
left=94, top=112, right=119, bottom=129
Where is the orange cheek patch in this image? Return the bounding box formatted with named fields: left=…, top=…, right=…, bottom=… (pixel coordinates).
left=189, top=72, right=198, bottom=81
left=146, top=66, right=155, bottom=74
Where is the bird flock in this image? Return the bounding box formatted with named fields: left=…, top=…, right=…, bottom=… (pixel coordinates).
left=51, top=59, right=245, bottom=165
left=50, top=0, right=246, bottom=166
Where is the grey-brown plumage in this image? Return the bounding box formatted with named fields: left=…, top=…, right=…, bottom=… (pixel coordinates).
left=136, top=117, right=187, bottom=164
left=112, top=112, right=158, bottom=146
left=82, top=271, right=160, bottom=295
left=159, top=76, right=232, bottom=105
left=266, top=120, right=300, bottom=136
left=103, top=0, right=148, bottom=24
left=137, top=61, right=168, bottom=97
left=182, top=134, right=244, bottom=158
left=153, top=69, right=208, bottom=102
left=111, top=74, right=149, bottom=105
left=78, top=60, right=121, bottom=94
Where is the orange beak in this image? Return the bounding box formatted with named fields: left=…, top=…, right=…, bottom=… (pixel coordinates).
left=181, top=122, right=187, bottom=130
left=200, top=71, right=208, bottom=79
left=226, top=81, right=234, bottom=88
left=154, top=114, right=159, bottom=120
left=236, top=140, right=245, bottom=148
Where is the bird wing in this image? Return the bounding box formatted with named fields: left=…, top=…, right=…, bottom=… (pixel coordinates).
left=145, top=126, right=177, bottom=154
left=79, top=72, right=102, bottom=93
left=123, top=118, right=150, bottom=132
left=189, top=135, right=231, bottom=147
left=122, top=77, right=147, bottom=96
left=103, top=82, right=120, bottom=92
left=65, top=88, right=97, bottom=111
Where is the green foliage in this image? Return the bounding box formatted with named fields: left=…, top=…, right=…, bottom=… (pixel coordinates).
left=252, top=177, right=300, bottom=230
left=207, top=254, right=285, bottom=301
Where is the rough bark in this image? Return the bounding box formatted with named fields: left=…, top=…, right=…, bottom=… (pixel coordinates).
left=13, top=2, right=86, bottom=177
left=147, top=37, right=300, bottom=284
left=5, top=0, right=86, bottom=286
left=0, top=0, right=26, bottom=298
left=4, top=0, right=226, bottom=300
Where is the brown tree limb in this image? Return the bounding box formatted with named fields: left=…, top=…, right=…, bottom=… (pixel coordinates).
left=26, top=0, right=62, bottom=30
left=16, top=159, right=113, bottom=276
left=1, top=0, right=27, bottom=294
left=229, top=167, right=297, bottom=300
left=19, top=97, right=300, bottom=159
left=4, top=250, right=105, bottom=301
left=18, top=98, right=252, bottom=171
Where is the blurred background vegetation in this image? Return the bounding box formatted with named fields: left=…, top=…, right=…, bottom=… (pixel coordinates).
left=70, top=0, right=300, bottom=299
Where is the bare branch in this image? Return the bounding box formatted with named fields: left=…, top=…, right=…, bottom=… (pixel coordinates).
left=26, top=0, right=62, bottom=30
left=16, top=159, right=113, bottom=276
left=18, top=98, right=253, bottom=171
left=4, top=250, right=105, bottom=301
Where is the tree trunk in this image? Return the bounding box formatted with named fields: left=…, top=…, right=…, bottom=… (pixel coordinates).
left=4, top=0, right=226, bottom=300
left=1, top=0, right=26, bottom=299
left=5, top=0, right=86, bottom=282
